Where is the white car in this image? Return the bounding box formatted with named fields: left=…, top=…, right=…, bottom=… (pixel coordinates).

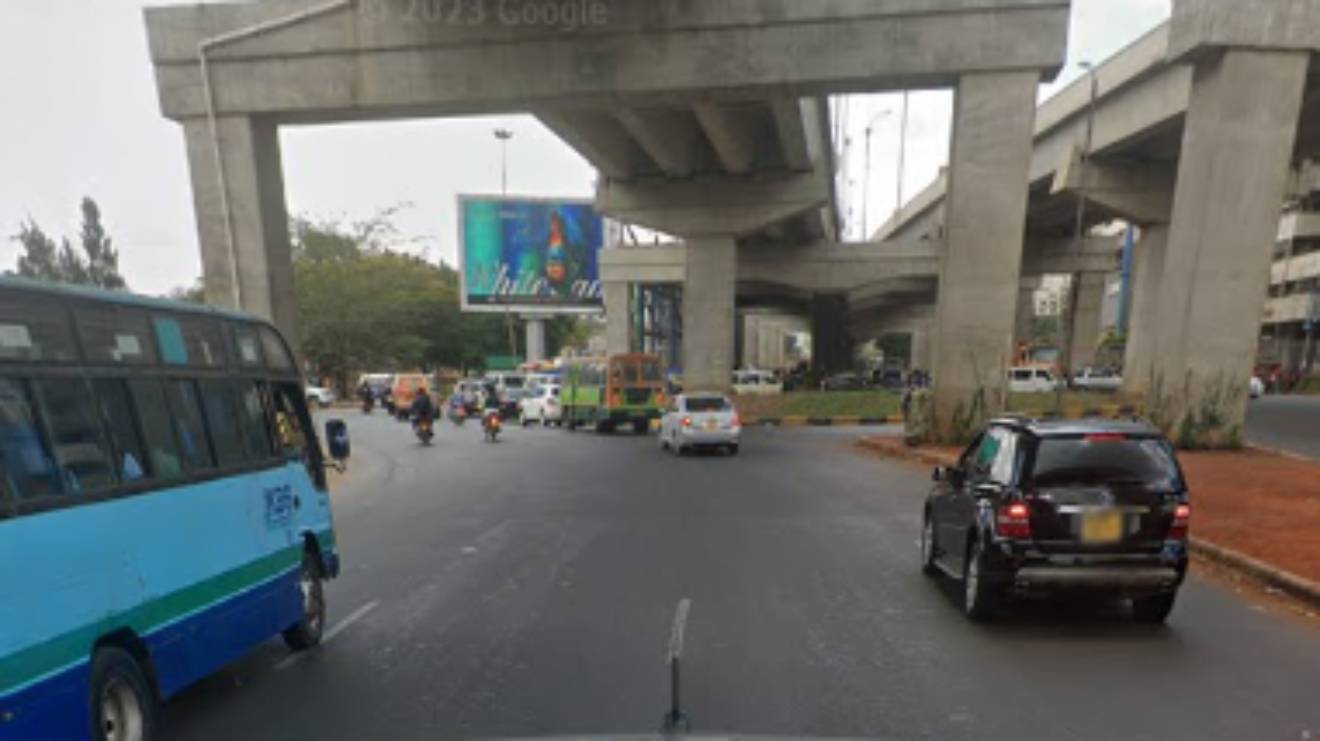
left=1071, top=366, right=1123, bottom=392
left=732, top=369, right=783, bottom=395
left=659, top=393, right=741, bottom=456
left=305, top=383, right=335, bottom=408
left=1007, top=366, right=1061, bottom=393
left=518, top=384, right=562, bottom=425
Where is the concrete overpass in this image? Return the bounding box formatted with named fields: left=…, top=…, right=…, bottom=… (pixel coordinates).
left=878, top=0, right=1320, bottom=444
left=146, top=0, right=1073, bottom=438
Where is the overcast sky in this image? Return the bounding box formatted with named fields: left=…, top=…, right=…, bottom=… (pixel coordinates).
left=0, top=0, right=1170, bottom=296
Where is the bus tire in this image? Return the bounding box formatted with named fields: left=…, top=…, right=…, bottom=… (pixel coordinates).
left=632, top=420, right=648, bottom=435
left=282, top=552, right=326, bottom=651
left=90, top=646, right=157, bottom=741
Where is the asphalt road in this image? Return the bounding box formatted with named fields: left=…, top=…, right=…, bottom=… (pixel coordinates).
left=160, top=415, right=1320, bottom=741
left=1246, top=394, right=1320, bottom=460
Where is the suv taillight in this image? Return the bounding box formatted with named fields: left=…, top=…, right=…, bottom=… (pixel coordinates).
left=995, top=501, right=1032, bottom=540
left=1167, top=503, right=1190, bottom=541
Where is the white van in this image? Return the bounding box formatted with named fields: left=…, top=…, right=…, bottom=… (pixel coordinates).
left=1008, top=366, right=1061, bottom=393
left=732, top=369, right=783, bottom=395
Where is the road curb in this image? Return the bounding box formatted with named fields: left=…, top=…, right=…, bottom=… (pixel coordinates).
left=748, top=415, right=899, bottom=427
left=1190, top=537, right=1320, bottom=610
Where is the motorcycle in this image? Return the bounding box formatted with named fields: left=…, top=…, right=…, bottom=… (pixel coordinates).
left=414, top=416, right=435, bottom=445
left=482, top=410, right=502, bottom=443
left=449, top=405, right=467, bottom=427
left=361, top=395, right=374, bottom=414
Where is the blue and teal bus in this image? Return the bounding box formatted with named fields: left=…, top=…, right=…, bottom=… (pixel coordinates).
left=0, top=278, right=342, bottom=741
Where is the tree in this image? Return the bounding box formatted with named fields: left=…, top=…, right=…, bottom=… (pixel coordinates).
left=14, top=221, right=61, bottom=281
left=1030, top=316, right=1060, bottom=342
left=290, top=213, right=513, bottom=391
left=167, top=278, right=206, bottom=304
left=79, top=198, right=126, bottom=289
left=11, top=197, right=127, bottom=289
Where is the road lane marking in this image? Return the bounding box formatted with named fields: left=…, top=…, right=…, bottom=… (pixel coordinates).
left=276, top=600, right=380, bottom=670
left=667, top=598, right=691, bottom=663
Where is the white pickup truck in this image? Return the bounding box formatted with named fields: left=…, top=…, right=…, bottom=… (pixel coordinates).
left=1071, top=367, right=1123, bottom=392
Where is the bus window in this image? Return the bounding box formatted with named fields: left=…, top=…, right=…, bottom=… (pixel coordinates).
left=233, top=326, right=263, bottom=367
left=199, top=380, right=246, bottom=467
left=76, top=307, right=156, bottom=365
left=0, top=297, right=78, bottom=363
left=271, top=382, right=324, bottom=488
left=183, top=319, right=227, bottom=368
left=640, top=360, right=662, bottom=383
left=128, top=378, right=183, bottom=479
left=0, top=377, right=62, bottom=498
left=238, top=381, right=273, bottom=461
left=32, top=378, right=116, bottom=493
left=261, top=327, right=294, bottom=370
left=166, top=379, right=215, bottom=470
left=90, top=378, right=149, bottom=483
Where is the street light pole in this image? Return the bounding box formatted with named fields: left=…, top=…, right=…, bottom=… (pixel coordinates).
left=861, top=108, right=893, bottom=239
left=494, top=128, right=517, bottom=359
left=895, top=90, right=909, bottom=218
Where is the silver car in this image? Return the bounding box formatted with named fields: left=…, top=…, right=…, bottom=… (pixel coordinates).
left=659, top=393, right=742, bottom=456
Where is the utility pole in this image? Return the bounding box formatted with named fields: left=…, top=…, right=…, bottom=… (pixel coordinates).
left=494, top=128, right=518, bottom=360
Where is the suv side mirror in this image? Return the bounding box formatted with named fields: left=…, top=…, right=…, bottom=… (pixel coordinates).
left=325, top=419, right=350, bottom=467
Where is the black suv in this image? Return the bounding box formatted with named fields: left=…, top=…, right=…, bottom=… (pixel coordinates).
left=921, top=417, right=1190, bottom=623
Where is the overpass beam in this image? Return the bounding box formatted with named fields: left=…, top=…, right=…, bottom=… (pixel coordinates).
left=182, top=115, right=297, bottom=343
left=1121, top=225, right=1168, bottom=395
left=692, top=102, right=757, bottom=175
left=614, top=108, right=704, bottom=178
left=931, top=70, right=1038, bottom=440
left=683, top=237, right=737, bottom=391
left=1151, top=48, right=1308, bottom=446
left=1051, top=149, right=1176, bottom=224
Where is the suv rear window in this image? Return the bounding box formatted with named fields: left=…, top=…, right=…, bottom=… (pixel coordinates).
left=1028, top=436, right=1182, bottom=489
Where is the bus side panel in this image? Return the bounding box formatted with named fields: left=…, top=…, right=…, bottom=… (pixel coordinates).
left=1, top=663, right=91, bottom=741
left=0, top=465, right=324, bottom=728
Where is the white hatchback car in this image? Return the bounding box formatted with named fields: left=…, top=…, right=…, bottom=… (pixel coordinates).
left=1007, top=366, right=1061, bottom=393
left=519, top=384, right=562, bottom=426
left=659, top=393, right=742, bottom=455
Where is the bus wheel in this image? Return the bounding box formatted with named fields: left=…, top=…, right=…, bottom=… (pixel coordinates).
left=91, top=646, right=157, bottom=741
left=283, top=553, right=326, bottom=651
left=632, top=420, right=648, bottom=435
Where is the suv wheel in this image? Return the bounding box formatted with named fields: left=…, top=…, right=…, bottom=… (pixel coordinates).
left=1132, top=592, right=1176, bottom=624
left=962, top=539, right=999, bottom=621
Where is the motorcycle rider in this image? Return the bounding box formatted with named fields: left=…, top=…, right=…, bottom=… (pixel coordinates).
left=481, top=382, right=502, bottom=432
left=410, top=386, right=436, bottom=431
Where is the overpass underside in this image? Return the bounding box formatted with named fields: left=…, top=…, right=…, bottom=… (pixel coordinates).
left=146, top=0, right=1071, bottom=441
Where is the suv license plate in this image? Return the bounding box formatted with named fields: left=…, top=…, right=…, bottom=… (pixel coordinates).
left=1081, top=510, right=1124, bottom=543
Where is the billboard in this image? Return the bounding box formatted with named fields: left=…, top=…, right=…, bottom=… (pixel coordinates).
left=459, top=195, right=604, bottom=313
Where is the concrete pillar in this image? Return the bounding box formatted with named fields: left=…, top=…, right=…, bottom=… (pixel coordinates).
left=681, top=237, right=736, bottom=390
left=932, top=71, right=1038, bottom=439
left=911, top=321, right=932, bottom=372
left=739, top=314, right=759, bottom=369
left=1014, top=277, right=1039, bottom=348
left=603, top=281, right=631, bottom=355
left=1067, top=273, right=1107, bottom=372
left=1152, top=49, right=1308, bottom=445
left=810, top=294, right=853, bottom=373
left=1121, top=225, right=1168, bottom=395
left=524, top=318, right=546, bottom=362
left=182, top=115, right=296, bottom=342
left=758, top=324, right=781, bottom=370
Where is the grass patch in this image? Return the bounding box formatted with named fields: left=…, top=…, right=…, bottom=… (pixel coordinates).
left=733, top=390, right=902, bottom=420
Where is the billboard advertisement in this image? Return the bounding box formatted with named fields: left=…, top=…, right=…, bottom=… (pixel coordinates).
left=459, top=195, right=604, bottom=313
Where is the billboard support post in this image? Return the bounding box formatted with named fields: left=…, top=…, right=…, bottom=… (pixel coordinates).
left=525, top=316, right=547, bottom=363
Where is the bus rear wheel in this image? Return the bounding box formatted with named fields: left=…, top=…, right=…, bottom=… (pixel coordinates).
left=283, top=552, right=325, bottom=651
left=91, top=646, right=157, bottom=741
left=632, top=420, right=649, bottom=435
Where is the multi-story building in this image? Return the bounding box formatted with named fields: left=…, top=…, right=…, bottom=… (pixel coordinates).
left=1261, top=193, right=1320, bottom=376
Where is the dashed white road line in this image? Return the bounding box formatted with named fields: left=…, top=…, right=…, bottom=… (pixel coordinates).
left=276, top=600, right=380, bottom=670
